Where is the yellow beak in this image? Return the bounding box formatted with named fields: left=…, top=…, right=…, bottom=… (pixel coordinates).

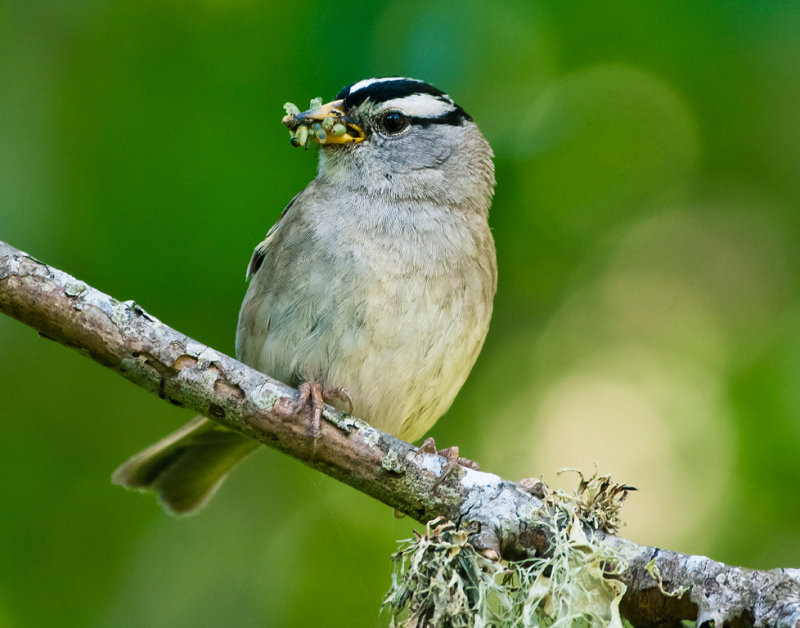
left=282, top=99, right=365, bottom=147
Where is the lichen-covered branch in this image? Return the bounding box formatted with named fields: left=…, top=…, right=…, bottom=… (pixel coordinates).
left=1, top=240, right=798, bottom=627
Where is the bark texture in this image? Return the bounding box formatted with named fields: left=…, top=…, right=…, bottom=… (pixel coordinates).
left=1, top=240, right=798, bottom=627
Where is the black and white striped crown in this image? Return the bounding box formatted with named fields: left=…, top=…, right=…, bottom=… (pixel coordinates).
left=337, top=77, right=472, bottom=126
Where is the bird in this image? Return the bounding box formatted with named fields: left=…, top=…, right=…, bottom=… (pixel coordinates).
left=112, top=77, right=497, bottom=514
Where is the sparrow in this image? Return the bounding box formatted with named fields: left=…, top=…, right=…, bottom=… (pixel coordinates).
left=113, top=77, right=497, bottom=513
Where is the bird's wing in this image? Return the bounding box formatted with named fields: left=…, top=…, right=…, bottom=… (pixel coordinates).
left=246, top=192, right=302, bottom=280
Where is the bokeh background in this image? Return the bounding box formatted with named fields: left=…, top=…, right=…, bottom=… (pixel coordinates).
left=2, top=1, right=800, bottom=626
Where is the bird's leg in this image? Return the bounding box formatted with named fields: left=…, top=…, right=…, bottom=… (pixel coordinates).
left=291, top=381, right=352, bottom=458
left=294, top=381, right=324, bottom=444
left=419, top=437, right=480, bottom=492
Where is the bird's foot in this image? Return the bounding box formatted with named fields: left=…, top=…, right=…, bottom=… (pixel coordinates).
left=418, top=437, right=480, bottom=492
left=319, top=386, right=354, bottom=415
left=291, top=381, right=352, bottom=458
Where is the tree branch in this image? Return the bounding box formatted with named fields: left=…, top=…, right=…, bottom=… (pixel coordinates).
left=1, top=240, right=798, bottom=627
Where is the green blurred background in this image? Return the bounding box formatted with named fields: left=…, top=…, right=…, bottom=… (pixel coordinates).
left=2, top=1, right=800, bottom=626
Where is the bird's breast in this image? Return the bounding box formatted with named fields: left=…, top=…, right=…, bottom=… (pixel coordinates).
left=237, top=194, right=495, bottom=441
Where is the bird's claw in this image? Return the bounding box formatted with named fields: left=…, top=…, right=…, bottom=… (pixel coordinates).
left=321, top=386, right=353, bottom=415
left=418, top=437, right=480, bottom=493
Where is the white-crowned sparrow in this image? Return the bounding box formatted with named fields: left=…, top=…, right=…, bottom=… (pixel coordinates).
left=113, top=77, right=497, bottom=513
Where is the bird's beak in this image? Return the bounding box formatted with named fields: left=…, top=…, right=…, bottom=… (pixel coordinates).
left=282, top=99, right=365, bottom=147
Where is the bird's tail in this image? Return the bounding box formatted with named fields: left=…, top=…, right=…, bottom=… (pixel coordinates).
left=112, top=416, right=260, bottom=515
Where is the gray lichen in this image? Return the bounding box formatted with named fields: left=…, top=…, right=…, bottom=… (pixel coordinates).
left=250, top=383, right=279, bottom=411
left=64, top=280, right=87, bottom=297
left=381, top=449, right=404, bottom=474
left=385, top=471, right=635, bottom=627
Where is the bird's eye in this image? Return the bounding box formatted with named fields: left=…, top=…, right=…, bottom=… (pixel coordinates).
left=379, top=110, right=410, bottom=135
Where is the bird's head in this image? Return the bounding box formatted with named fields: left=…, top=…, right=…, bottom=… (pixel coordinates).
left=282, top=77, right=495, bottom=209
